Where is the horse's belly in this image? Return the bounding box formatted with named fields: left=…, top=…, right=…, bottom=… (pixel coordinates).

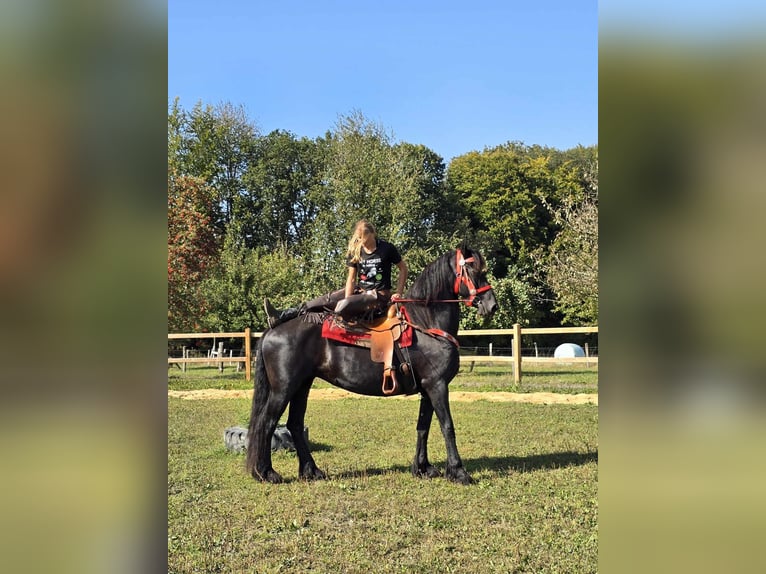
left=319, top=368, right=391, bottom=397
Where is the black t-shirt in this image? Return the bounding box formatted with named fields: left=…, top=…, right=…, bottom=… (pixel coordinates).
left=346, top=239, right=402, bottom=292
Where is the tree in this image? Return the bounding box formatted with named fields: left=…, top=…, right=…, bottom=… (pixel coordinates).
left=459, top=272, right=544, bottom=331
left=198, top=226, right=306, bottom=332
left=303, top=111, right=457, bottom=291
left=446, top=144, right=554, bottom=326
left=168, top=96, right=598, bottom=331
left=537, top=156, right=598, bottom=324
left=447, top=142, right=598, bottom=327
left=167, top=172, right=220, bottom=331
left=236, top=130, right=326, bottom=249
left=168, top=99, right=259, bottom=237
left=447, top=143, right=565, bottom=272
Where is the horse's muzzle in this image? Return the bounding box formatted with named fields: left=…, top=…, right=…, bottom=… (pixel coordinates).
left=477, top=297, right=499, bottom=317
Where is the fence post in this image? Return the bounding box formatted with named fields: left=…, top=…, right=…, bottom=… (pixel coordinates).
left=182, top=346, right=187, bottom=372
left=513, top=323, right=522, bottom=385
left=217, top=342, right=224, bottom=373
left=245, top=328, right=252, bottom=382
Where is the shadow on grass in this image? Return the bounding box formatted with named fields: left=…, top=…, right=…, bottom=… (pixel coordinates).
left=467, top=450, right=598, bottom=474
left=313, top=450, right=598, bottom=482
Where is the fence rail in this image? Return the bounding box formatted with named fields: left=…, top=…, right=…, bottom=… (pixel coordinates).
left=168, top=324, right=597, bottom=383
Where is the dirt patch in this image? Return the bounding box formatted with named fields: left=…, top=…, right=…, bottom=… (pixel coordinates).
left=168, top=387, right=597, bottom=405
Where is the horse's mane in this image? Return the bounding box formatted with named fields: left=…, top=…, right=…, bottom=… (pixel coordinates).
left=407, top=250, right=456, bottom=305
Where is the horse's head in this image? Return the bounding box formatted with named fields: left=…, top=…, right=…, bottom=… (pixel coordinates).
left=453, top=246, right=498, bottom=317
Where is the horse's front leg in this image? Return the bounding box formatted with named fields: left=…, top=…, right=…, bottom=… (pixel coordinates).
left=412, top=394, right=441, bottom=478
left=426, top=380, right=473, bottom=485
left=287, top=381, right=326, bottom=481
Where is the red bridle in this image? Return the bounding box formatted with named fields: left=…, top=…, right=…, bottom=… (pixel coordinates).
left=391, top=249, right=494, bottom=348
left=395, top=248, right=493, bottom=307
left=453, top=248, right=493, bottom=307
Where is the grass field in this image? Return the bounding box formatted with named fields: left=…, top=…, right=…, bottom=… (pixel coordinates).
left=168, top=363, right=598, bottom=395
left=168, top=367, right=598, bottom=573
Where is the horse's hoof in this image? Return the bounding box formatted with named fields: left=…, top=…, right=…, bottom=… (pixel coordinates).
left=253, top=468, right=284, bottom=484
left=300, top=466, right=327, bottom=481
left=412, top=464, right=441, bottom=479
left=425, top=465, right=441, bottom=479
left=446, top=467, right=474, bottom=485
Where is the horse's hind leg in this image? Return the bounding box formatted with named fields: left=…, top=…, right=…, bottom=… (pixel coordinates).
left=248, top=388, right=291, bottom=484
left=287, top=381, right=326, bottom=481
left=412, top=394, right=441, bottom=479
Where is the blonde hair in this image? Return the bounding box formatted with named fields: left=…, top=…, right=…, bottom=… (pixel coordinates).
left=346, top=220, right=376, bottom=263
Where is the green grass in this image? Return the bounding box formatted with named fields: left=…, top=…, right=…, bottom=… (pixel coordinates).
left=168, top=366, right=251, bottom=391
left=168, top=393, right=598, bottom=573
left=168, top=363, right=598, bottom=395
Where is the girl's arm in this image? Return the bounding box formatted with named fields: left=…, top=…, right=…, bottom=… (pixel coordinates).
left=344, top=266, right=357, bottom=298
left=393, top=260, right=408, bottom=299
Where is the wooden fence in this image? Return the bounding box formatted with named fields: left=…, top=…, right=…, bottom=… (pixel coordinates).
left=168, top=325, right=597, bottom=383
left=168, top=329, right=260, bottom=382
left=457, top=325, right=598, bottom=384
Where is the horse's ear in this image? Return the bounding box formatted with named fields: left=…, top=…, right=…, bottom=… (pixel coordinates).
left=458, top=239, right=469, bottom=253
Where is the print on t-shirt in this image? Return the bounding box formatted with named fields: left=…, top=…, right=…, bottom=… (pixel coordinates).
left=358, top=256, right=383, bottom=287
left=348, top=239, right=401, bottom=292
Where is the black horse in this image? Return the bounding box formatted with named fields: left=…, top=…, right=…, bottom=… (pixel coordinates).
left=245, top=245, right=498, bottom=484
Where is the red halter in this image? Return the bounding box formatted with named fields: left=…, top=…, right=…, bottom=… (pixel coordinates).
left=392, top=249, right=494, bottom=349
left=453, top=249, right=493, bottom=307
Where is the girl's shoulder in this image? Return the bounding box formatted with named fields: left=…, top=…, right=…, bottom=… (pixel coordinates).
left=378, top=239, right=401, bottom=258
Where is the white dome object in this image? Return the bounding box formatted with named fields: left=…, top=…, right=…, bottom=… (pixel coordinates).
left=554, top=343, right=586, bottom=358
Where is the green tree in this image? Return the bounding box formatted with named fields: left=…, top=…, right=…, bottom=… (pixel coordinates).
left=169, top=97, right=597, bottom=331
left=459, top=271, right=543, bottom=331
left=236, top=130, right=326, bottom=249
left=536, top=154, right=598, bottom=324
left=198, top=225, right=307, bottom=332
left=447, top=143, right=556, bottom=273
left=447, top=142, right=597, bottom=327
left=168, top=99, right=259, bottom=236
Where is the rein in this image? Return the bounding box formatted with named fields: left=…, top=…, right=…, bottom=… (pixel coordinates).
left=392, top=305, right=460, bottom=348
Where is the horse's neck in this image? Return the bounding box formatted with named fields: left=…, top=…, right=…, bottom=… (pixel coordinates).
left=423, top=300, right=461, bottom=335
left=405, top=253, right=462, bottom=333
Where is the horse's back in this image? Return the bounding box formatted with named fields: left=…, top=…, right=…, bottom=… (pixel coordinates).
left=259, top=320, right=327, bottom=380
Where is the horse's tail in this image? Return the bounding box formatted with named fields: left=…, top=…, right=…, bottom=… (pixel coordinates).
left=245, top=337, right=269, bottom=475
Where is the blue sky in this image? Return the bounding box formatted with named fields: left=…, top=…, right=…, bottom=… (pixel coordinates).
left=168, top=1, right=597, bottom=162
left=600, top=1, right=766, bottom=36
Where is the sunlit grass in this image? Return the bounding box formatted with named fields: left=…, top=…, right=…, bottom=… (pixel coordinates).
left=168, top=396, right=598, bottom=573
